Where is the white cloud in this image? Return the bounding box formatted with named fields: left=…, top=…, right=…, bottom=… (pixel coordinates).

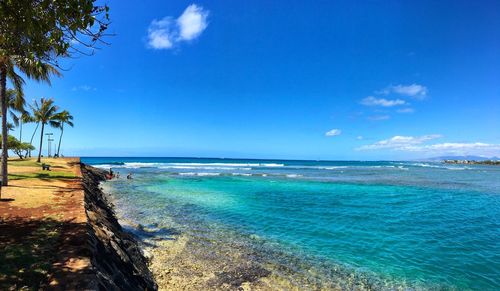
left=368, top=115, right=390, bottom=121
left=396, top=108, right=415, bottom=114
left=177, top=4, right=209, bottom=41
left=389, top=84, right=428, bottom=99
left=376, top=84, right=428, bottom=99
left=72, top=85, right=96, bottom=91
left=360, top=96, right=407, bottom=107
left=420, top=142, right=500, bottom=156
left=356, top=136, right=364, bottom=140
left=357, top=134, right=500, bottom=157
left=325, top=129, right=342, bottom=137
left=358, top=134, right=442, bottom=150
left=147, top=4, right=209, bottom=50
left=147, top=18, right=174, bottom=49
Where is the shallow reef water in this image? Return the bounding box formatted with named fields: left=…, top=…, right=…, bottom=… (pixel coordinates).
left=86, top=157, right=500, bottom=290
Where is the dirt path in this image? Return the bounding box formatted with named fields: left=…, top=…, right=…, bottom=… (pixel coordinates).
left=0, top=158, right=94, bottom=290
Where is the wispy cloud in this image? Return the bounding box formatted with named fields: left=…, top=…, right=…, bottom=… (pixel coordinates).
left=396, top=108, right=415, bottom=114
left=147, top=4, right=209, bottom=50
left=356, top=136, right=364, bottom=140
left=360, top=96, right=407, bottom=107
left=72, top=85, right=96, bottom=91
left=358, top=134, right=442, bottom=150
left=357, top=134, right=500, bottom=156
left=325, top=129, right=342, bottom=137
left=419, top=143, right=500, bottom=156
left=391, top=84, right=428, bottom=98
left=367, top=115, right=390, bottom=121
left=378, top=84, right=428, bottom=99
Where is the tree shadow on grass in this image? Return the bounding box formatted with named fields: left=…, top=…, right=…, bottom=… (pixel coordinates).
left=6, top=184, right=82, bottom=192
left=0, top=198, right=15, bottom=202
left=8, top=173, right=79, bottom=181
left=68, top=161, right=80, bottom=166
left=0, top=217, right=95, bottom=290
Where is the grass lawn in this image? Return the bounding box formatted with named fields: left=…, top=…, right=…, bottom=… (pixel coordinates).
left=1, top=157, right=89, bottom=289
left=8, top=171, right=78, bottom=181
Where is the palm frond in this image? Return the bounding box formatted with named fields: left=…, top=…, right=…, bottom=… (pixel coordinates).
left=13, top=57, right=61, bottom=86
left=49, top=120, right=60, bottom=128
left=5, top=66, right=25, bottom=97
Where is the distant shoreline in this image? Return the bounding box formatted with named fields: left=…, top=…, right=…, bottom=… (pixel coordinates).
left=443, top=159, right=500, bottom=165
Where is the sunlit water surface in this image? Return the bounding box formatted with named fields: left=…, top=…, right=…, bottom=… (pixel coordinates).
left=83, top=157, right=500, bottom=290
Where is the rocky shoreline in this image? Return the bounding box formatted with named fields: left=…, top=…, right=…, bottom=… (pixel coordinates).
left=81, top=164, right=157, bottom=290
left=443, top=159, right=500, bottom=165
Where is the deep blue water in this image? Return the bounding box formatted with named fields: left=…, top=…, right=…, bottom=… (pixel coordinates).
left=83, top=157, right=500, bottom=290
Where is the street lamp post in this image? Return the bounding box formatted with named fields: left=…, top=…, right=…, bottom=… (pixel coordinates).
left=45, top=133, right=53, bottom=157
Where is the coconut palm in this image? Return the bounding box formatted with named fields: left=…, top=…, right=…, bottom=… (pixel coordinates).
left=0, top=89, right=25, bottom=165
left=19, top=111, right=34, bottom=142
left=52, top=110, right=74, bottom=157
left=27, top=120, right=40, bottom=158
left=16, top=112, right=35, bottom=158
left=30, top=98, right=60, bottom=163
left=4, top=89, right=34, bottom=149
left=0, top=56, right=60, bottom=185
left=4, top=89, right=26, bottom=126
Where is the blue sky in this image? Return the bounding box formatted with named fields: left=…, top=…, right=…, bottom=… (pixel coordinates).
left=15, top=0, right=500, bottom=160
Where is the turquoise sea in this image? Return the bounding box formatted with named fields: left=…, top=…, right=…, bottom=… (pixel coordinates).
left=83, top=157, right=500, bottom=290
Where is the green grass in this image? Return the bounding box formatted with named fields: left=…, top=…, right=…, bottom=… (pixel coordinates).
left=8, top=171, right=78, bottom=181
left=7, top=160, right=41, bottom=167
left=0, top=220, right=61, bottom=289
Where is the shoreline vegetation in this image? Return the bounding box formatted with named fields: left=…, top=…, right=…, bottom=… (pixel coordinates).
left=0, top=158, right=157, bottom=290
left=443, top=159, right=500, bottom=165
left=0, top=4, right=121, bottom=287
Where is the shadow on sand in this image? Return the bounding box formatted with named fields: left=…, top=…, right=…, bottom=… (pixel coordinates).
left=0, top=198, right=15, bottom=202
left=0, top=217, right=94, bottom=290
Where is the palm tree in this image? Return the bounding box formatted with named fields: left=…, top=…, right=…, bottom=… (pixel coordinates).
left=53, top=110, right=74, bottom=157
left=27, top=121, right=40, bottom=158
left=5, top=89, right=34, bottom=150
left=0, top=56, right=60, bottom=185
left=0, top=89, right=25, bottom=167
left=18, top=111, right=34, bottom=143
left=30, top=98, right=60, bottom=163
left=18, top=112, right=35, bottom=158
left=4, top=89, right=26, bottom=127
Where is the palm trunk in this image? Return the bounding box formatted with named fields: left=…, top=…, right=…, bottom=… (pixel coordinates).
left=19, top=120, right=22, bottom=143
left=36, top=123, right=45, bottom=163
left=27, top=123, right=39, bottom=158
left=1, top=65, right=8, bottom=186
left=57, top=125, right=63, bottom=157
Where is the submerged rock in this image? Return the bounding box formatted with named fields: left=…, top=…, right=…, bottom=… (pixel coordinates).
left=209, top=263, right=271, bottom=289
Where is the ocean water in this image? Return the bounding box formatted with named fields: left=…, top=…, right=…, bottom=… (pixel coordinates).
left=83, top=157, right=500, bottom=290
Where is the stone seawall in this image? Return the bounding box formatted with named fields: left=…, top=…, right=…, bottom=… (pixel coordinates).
left=81, top=164, right=157, bottom=290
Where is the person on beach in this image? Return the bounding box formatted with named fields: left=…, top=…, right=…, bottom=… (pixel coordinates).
left=105, top=168, right=115, bottom=180
left=127, top=173, right=133, bottom=180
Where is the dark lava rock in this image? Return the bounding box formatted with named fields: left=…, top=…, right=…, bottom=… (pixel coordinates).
left=81, top=164, right=158, bottom=291
left=210, top=263, right=271, bottom=289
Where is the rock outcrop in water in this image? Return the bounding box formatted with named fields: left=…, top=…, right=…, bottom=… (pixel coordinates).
left=81, top=164, right=157, bottom=290
left=443, top=159, right=500, bottom=165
